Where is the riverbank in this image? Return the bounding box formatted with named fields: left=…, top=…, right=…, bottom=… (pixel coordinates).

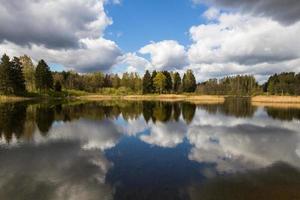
left=0, top=95, right=32, bottom=102
left=2, top=94, right=300, bottom=105
left=252, top=95, right=300, bottom=103
left=78, top=94, right=225, bottom=104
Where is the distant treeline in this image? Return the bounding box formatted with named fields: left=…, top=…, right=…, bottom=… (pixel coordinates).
left=196, top=76, right=260, bottom=96
left=0, top=53, right=299, bottom=96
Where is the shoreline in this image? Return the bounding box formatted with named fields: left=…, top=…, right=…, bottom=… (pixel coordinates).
left=251, top=95, right=300, bottom=103
left=1, top=94, right=300, bottom=105
left=77, top=94, right=225, bottom=104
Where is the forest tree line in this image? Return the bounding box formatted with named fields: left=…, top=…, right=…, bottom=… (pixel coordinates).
left=0, top=54, right=299, bottom=96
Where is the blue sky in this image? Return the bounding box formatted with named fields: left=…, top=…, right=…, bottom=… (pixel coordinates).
left=105, top=0, right=207, bottom=52
left=0, top=0, right=300, bottom=82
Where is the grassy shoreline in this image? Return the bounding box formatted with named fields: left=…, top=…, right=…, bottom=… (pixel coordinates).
left=1, top=94, right=300, bottom=104
left=252, top=95, right=300, bottom=103
left=78, top=94, right=225, bottom=104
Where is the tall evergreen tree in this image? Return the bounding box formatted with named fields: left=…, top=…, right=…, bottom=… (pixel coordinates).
left=104, top=74, right=112, bottom=87
left=182, top=70, right=196, bottom=92
left=111, top=74, right=121, bottom=88
left=121, top=72, right=130, bottom=88
left=0, top=54, right=13, bottom=94
left=142, top=70, right=152, bottom=94
left=10, top=57, right=26, bottom=95
left=151, top=70, right=157, bottom=92
left=54, top=81, right=62, bottom=92
left=162, top=71, right=172, bottom=92
left=35, top=60, right=53, bottom=91
left=173, top=72, right=181, bottom=93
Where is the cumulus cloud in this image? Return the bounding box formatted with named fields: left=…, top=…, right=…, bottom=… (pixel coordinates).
left=117, top=53, right=153, bottom=74
left=187, top=107, right=300, bottom=172
left=203, top=7, right=220, bottom=20
left=0, top=38, right=121, bottom=72
left=189, top=13, right=300, bottom=65
left=139, top=40, right=188, bottom=70
left=0, top=0, right=121, bottom=72
left=140, top=121, right=187, bottom=148
left=188, top=124, right=300, bottom=172
left=193, top=0, right=300, bottom=25
left=0, top=0, right=111, bottom=49
left=187, top=12, right=300, bottom=81
left=0, top=141, right=113, bottom=200
left=35, top=119, right=123, bottom=150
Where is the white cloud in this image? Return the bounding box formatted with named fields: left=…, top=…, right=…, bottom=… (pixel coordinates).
left=139, top=40, right=188, bottom=70
left=187, top=108, right=300, bottom=172
left=117, top=53, right=153, bottom=74
left=203, top=7, right=220, bottom=20
left=140, top=121, right=187, bottom=148
left=187, top=12, right=300, bottom=82
left=0, top=38, right=121, bottom=72
left=0, top=0, right=121, bottom=72
left=192, top=0, right=300, bottom=25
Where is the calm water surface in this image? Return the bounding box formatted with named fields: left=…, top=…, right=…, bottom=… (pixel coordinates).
left=0, top=98, right=300, bottom=200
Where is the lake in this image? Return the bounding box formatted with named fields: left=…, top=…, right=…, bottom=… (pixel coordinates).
left=0, top=98, right=300, bottom=200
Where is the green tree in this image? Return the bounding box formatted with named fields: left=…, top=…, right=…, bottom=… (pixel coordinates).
left=104, top=74, right=112, bottom=87
left=142, top=70, right=152, bottom=94
left=0, top=54, right=13, bottom=94
left=10, top=57, right=26, bottom=95
left=111, top=74, right=121, bottom=88
left=153, top=72, right=167, bottom=94
left=35, top=60, right=53, bottom=91
left=182, top=70, right=196, bottom=92
left=121, top=72, right=130, bottom=88
left=54, top=81, right=62, bottom=92
left=151, top=70, right=157, bottom=92
left=133, top=73, right=142, bottom=92
left=172, top=72, right=181, bottom=93
left=19, top=55, right=35, bottom=92
left=162, top=71, right=172, bottom=92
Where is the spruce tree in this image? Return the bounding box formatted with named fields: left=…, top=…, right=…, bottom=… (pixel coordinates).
left=35, top=60, right=53, bottom=92
left=182, top=70, right=196, bottom=92
left=151, top=70, right=157, bottom=92
left=142, top=70, right=152, bottom=94
left=173, top=72, right=181, bottom=93
left=10, top=57, right=26, bottom=95
left=0, top=54, right=13, bottom=94
left=162, top=71, right=172, bottom=92
left=54, top=81, right=62, bottom=92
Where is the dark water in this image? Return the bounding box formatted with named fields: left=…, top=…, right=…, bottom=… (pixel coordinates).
left=0, top=98, right=300, bottom=200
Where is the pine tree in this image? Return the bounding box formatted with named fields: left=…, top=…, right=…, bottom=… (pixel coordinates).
left=104, top=74, right=112, bottom=87
left=151, top=70, right=157, bottom=92
left=10, top=57, right=26, bottom=95
left=54, top=81, right=62, bottom=92
left=121, top=72, right=130, bottom=88
left=162, top=71, right=172, bottom=92
left=0, top=54, right=13, bottom=94
left=35, top=60, right=53, bottom=92
left=111, top=74, right=121, bottom=88
left=142, top=70, right=152, bottom=94
left=182, top=70, right=196, bottom=92
left=173, top=72, right=181, bottom=93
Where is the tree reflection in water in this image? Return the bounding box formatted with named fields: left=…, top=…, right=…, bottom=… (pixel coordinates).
left=0, top=99, right=299, bottom=200
left=0, top=99, right=299, bottom=144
